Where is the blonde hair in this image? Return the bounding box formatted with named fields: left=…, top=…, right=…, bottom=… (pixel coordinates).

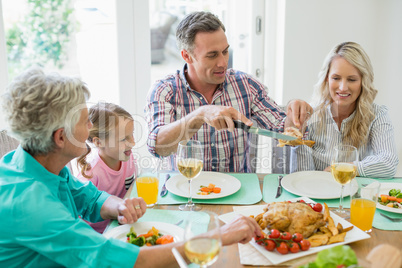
left=312, top=42, right=378, bottom=147
left=77, top=102, right=133, bottom=178
left=1, top=67, right=90, bottom=156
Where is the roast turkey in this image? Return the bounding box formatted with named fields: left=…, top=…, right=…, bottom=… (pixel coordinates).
left=263, top=201, right=326, bottom=238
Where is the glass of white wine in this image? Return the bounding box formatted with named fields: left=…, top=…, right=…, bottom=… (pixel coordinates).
left=331, top=144, right=358, bottom=218
left=184, top=211, right=221, bottom=268
left=177, top=140, right=203, bottom=211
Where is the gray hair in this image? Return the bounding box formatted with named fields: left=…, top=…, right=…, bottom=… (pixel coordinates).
left=1, top=67, right=90, bottom=156
left=176, top=11, right=225, bottom=53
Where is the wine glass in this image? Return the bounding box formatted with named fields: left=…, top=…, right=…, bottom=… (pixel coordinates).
left=177, top=140, right=203, bottom=211
left=331, top=145, right=358, bottom=218
left=184, top=211, right=222, bottom=268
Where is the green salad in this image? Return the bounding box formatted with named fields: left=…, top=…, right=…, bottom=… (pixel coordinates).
left=378, top=188, right=402, bottom=209
left=126, top=226, right=174, bottom=247
left=299, top=245, right=362, bottom=268
left=126, top=226, right=160, bottom=247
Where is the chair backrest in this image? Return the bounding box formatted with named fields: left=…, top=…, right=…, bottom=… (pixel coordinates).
left=0, top=130, right=73, bottom=172
left=271, top=139, right=291, bottom=174
left=0, top=130, right=20, bottom=158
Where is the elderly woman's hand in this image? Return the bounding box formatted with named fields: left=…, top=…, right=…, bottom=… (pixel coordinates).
left=117, top=197, right=147, bottom=224
left=220, top=215, right=262, bottom=246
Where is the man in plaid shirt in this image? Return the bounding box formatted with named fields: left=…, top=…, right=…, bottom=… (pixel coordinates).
left=145, top=11, right=312, bottom=172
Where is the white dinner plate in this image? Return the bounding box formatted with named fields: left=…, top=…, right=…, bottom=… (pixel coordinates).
left=103, top=221, right=184, bottom=243
left=376, top=183, right=402, bottom=214
left=281, top=171, right=357, bottom=199
left=165, top=171, right=241, bottom=199
left=219, top=197, right=370, bottom=265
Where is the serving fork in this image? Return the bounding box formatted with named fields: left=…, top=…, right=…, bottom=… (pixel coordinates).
left=380, top=213, right=402, bottom=222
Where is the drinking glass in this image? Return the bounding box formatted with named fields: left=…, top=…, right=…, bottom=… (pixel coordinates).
left=350, top=178, right=380, bottom=232
left=177, top=140, right=203, bottom=211
left=331, top=145, right=358, bottom=218
left=184, top=211, right=221, bottom=268
left=136, top=160, right=160, bottom=208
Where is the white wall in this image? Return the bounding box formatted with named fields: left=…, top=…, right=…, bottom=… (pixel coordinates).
left=275, top=0, right=402, bottom=176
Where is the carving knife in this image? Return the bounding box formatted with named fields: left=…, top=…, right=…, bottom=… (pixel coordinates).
left=233, top=120, right=297, bottom=141
left=159, top=174, right=171, bottom=197
left=275, top=175, right=284, bottom=198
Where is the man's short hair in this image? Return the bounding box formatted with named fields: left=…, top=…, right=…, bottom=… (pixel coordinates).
left=176, top=11, right=225, bottom=53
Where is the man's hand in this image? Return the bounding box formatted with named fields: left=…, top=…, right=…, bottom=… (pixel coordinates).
left=117, top=197, right=147, bottom=224
left=197, top=105, right=252, bottom=132
left=285, top=100, right=313, bottom=129
left=154, top=105, right=252, bottom=156
left=220, top=215, right=262, bottom=246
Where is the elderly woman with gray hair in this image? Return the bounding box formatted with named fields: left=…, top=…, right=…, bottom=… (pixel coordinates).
left=0, top=67, right=261, bottom=267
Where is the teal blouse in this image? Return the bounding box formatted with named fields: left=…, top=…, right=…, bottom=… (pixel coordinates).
left=0, top=146, right=139, bottom=267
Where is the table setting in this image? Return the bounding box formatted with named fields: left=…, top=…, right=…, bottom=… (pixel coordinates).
left=103, top=169, right=402, bottom=267
left=129, top=171, right=262, bottom=205
left=264, top=171, right=402, bottom=232
left=102, top=141, right=402, bottom=268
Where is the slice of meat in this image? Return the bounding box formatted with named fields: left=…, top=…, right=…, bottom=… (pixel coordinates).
left=277, top=127, right=315, bottom=148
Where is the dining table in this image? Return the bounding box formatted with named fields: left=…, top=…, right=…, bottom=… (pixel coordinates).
left=110, top=173, right=402, bottom=268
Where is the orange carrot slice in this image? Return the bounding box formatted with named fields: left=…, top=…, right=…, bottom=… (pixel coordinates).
left=213, top=187, right=221, bottom=193
left=388, top=196, right=397, bottom=201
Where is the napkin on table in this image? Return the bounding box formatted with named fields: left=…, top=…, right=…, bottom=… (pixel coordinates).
left=373, top=210, right=402, bottom=231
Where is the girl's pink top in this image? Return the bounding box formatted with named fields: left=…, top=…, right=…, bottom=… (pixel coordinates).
left=77, top=150, right=137, bottom=233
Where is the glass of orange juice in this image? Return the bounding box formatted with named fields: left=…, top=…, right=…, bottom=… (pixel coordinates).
left=136, top=163, right=160, bottom=208
left=350, top=178, right=380, bottom=232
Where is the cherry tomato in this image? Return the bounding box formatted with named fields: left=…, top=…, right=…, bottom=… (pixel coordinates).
left=280, top=232, right=292, bottom=240
left=292, top=233, right=303, bottom=243
left=268, top=229, right=281, bottom=239
left=289, top=242, right=300, bottom=253
left=313, top=203, right=323, bottom=212
left=336, top=265, right=346, bottom=268
left=264, top=240, right=276, bottom=251
left=276, top=242, right=289, bottom=255
left=300, top=239, right=311, bottom=251
left=255, top=235, right=265, bottom=245
left=298, top=200, right=305, bottom=203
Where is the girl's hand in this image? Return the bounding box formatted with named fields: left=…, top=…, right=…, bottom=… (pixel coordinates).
left=117, top=197, right=147, bottom=224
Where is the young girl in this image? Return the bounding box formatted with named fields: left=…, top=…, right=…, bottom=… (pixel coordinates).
left=77, top=102, right=137, bottom=233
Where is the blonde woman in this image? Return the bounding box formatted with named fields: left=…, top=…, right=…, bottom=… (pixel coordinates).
left=293, top=42, right=398, bottom=178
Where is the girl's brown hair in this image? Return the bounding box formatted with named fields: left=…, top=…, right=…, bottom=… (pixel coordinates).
left=77, top=102, right=133, bottom=178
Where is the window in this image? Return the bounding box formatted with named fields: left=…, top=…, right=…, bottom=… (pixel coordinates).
left=2, top=0, right=119, bottom=105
